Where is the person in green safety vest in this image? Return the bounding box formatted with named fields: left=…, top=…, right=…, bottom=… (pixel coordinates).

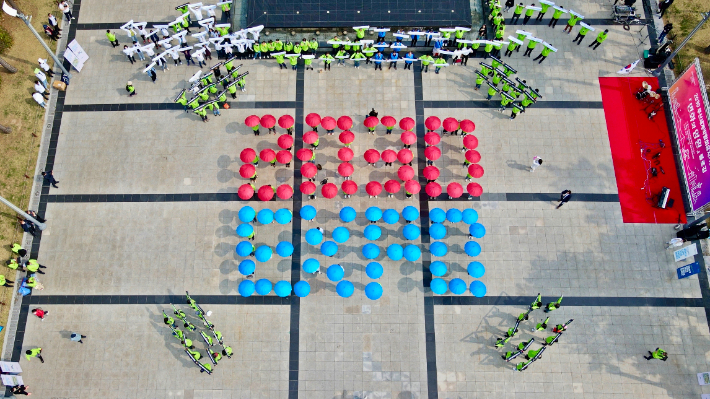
left=175, top=91, right=188, bottom=112
left=304, top=56, right=314, bottom=70
left=267, top=40, right=275, bottom=57
left=106, top=30, right=119, bottom=47
left=180, top=15, right=191, bottom=34
left=493, top=14, right=503, bottom=27
left=537, top=1, right=550, bottom=21
left=493, top=41, right=503, bottom=57
left=172, top=328, right=184, bottom=341
left=525, top=348, right=542, bottom=360
left=0, top=275, right=13, bottom=288
left=542, top=335, right=558, bottom=346
left=342, top=37, right=351, bottom=53
left=310, top=38, right=318, bottom=53
left=258, top=41, right=268, bottom=58
left=363, top=45, right=377, bottom=64
left=289, top=54, right=298, bottom=70
left=475, top=74, right=484, bottom=90
left=207, top=83, right=217, bottom=94
left=222, top=346, right=233, bottom=358
left=205, top=101, right=220, bottom=117
left=545, top=295, right=563, bottom=312
left=564, top=12, right=583, bottom=34
left=549, top=7, right=565, bottom=28
left=331, top=36, right=340, bottom=54
left=523, top=38, right=537, bottom=57
left=351, top=50, right=364, bottom=69
left=441, top=29, right=451, bottom=46
left=198, top=89, right=209, bottom=102
left=319, top=53, right=334, bottom=71
left=531, top=293, right=542, bottom=310
left=227, top=83, right=238, bottom=99
left=354, top=27, right=366, bottom=41
left=484, top=41, right=494, bottom=59
left=274, top=52, right=286, bottom=69
left=534, top=317, right=549, bottom=331
left=434, top=56, right=446, bottom=74
left=589, top=29, right=608, bottom=50
left=274, top=39, right=283, bottom=51
left=533, top=44, right=554, bottom=63
left=200, top=362, right=212, bottom=373
left=504, top=40, right=519, bottom=56
left=495, top=335, right=511, bottom=348
left=221, top=1, right=231, bottom=19
left=491, top=70, right=502, bottom=86
left=126, top=81, right=136, bottom=97
left=217, top=91, right=227, bottom=104
left=177, top=4, right=189, bottom=18
left=184, top=321, right=197, bottom=331
left=195, top=107, right=209, bottom=122
left=523, top=4, right=535, bottom=24
left=573, top=23, right=592, bottom=45
left=518, top=339, right=534, bottom=351
left=293, top=41, right=302, bottom=55
left=511, top=3, right=524, bottom=24
left=237, top=75, right=246, bottom=92
left=335, top=49, right=347, bottom=66
left=644, top=348, right=668, bottom=361
left=495, top=24, right=505, bottom=40
left=284, top=41, right=293, bottom=53
left=521, top=94, right=534, bottom=108
left=187, top=96, right=200, bottom=110
left=455, top=28, right=465, bottom=49
left=25, top=347, right=43, bottom=362
left=25, top=260, right=46, bottom=274
left=510, top=104, right=523, bottom=120
left=486, top=83, right=499, bottom=100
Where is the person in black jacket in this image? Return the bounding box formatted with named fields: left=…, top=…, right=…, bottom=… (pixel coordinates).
left=658, top=0, right=674, bottom=17
left=556, top=190, right=572, bottom=209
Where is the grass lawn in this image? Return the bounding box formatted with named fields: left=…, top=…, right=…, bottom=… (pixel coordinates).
left=664, top=0, right=710, bottom=85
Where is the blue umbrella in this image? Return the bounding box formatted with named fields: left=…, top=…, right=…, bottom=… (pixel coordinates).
left=321, top=241, right=338, bottom=257
left=294, top=281, right=311, bottom=297
left=238, top=280, right=255, bottom=297
left=462, top=208, right=479, bottom=224
left=465, top=241, right=481, bottom=257
left=404, top=245, right=421, bottom=261
left=336, top=280, right=354, bottom=298
left=238, top=259, right=256, bottom=276
left=236, top=241, right=254, bottom=257
left=332, top=227, right=350, bottom=243
left=429, top=208, right=446, bottom=223
left=467, top=261, right=485, bottom=278
left=469, top=223, right=486, bottom=238
left=364, top=225, right=382, bottom=240
left=446, top=208, right=463, bottom=223
left=366, top=262, right=383, bottom=279
left=362, top=243, right=380, bottom=259
left=383, top=209, right=400, bottom=224
left=402, top=206, right=420, bottom=222
left=274, top=208, right=292, bottom=224
left=300, top=205, right=317, bottom=221
left=365, top=207, right=382, bottom=222
left=470, top=280, right=486, bottom=297
left=327, top=264, right=344, bottom=282
left=276, top=241, right=294, bottom=257
left=449, top=278, right=466, bottom=295
left=302, top=258, right=320, bottom=274
left=238, top=206, right=255, bottom=223
left=255, top=279, right=272, bottom=295
left=257, top=209, right=274, bottom=224
left=365, top=282, right=383, bottom=300
left=429, top=223, right=447, bottom=240
left=255, top=245, right=273, bottom=262
left=387, top=244, right=403, bottom=261
left=403, top=224, right=421, bottom=240
left=274, top=281, right=292, bottom=297
left=305, top=228, right=323, bottom=245
left=236, top=223, right=254, bottom=238
left=430, top=278, right=447, bottom=295
left=430, top=261, right=447, bottom=277
left=340, top=206, right=357, bottom=223
left=430, top=242, right=448, bottom=257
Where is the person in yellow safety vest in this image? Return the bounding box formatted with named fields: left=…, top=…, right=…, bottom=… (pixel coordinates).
left=106, top=30, right=119, bottom=47
left=195, top=107, right=209, bottom=122
left=304, top=56, right=313, bottom=70
left=175, top=91, right=188, bottom=112
left=418, top=54, right=434, bottom=73
left=289, top=55, right=298, bottom=70
left=237, top=75, right=246, bottom=92
left=589, top=29, right=608, bottom=50
left=227, top=82, right=238, bottom=99
left=221, top=1, right=231, bottom=19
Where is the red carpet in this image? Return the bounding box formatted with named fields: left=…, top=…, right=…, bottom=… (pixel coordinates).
left=599, top=77, right=686, bottom=224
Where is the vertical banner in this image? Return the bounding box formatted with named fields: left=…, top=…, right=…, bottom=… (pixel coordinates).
left=669, top=58, right=710, bottom=212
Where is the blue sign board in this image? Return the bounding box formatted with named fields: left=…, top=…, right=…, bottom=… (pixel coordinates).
left=677, top=262, right=701, bottom=279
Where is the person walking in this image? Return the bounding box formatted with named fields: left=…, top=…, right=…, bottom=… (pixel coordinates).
left=11, top=385, right=31, bottom=396
left=32, top=308, right=48, bottom=320
left=556, top=189, right=572, bottom=208
left=106, top=30, right=119, bottom=47
left=530, top=157, right=543, bottom=172
left=644, top=348, right=668, bottom=361
left=126, top=81, right=136, bottom=97
left=145, top=64, right=157, bottom=83
left=58, top=0, right=73, bottom=22
left=533, top=316, right=549, bottom=331
left=70, top=332, right=87, bottom=344
left=511, top=3, right=524, bottom=24
left=657, top=0, right=673, bottom=17
left=41, top=170, right=59, bottom=188
left=589, top=29, right=608, bottom=50
left=545, top=295, right=563, bottom=311
left=572, top=23, right=592, bottom=45
left=523, top=4, right=535, bottom=24
left=25, top=347, right=44, bottom=363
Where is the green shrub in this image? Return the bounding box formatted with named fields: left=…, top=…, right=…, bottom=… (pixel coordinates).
left=0, top=25, right=13, bottom=54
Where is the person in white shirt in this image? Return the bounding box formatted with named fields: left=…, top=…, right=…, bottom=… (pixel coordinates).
left=34, top=81, right=49, bottom=99
left=34, top=69, right=48, bottom=88
left=32, top=92, right=47, bottom=108
left=666, top=238, right=684, bottom=249
left=530, top=156, right=543, bottom=172
left=123, top=45, right=136, bottom=64
left=58, top=1, right=73, bottom=22
left=168, top=48, right=182, bottom=65
left=194, top=48, right=206, bottom=68
left=38, top=58, right=54, bottom=77
left=47, top=13, right=60, bottom=30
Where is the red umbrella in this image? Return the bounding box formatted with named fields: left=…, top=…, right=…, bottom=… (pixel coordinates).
left=296, top=148, right=314, bottom=161
left=425, top=182, right=442, bottom=197
left=447, top=182, right=463, bottom=198
left=465, top=150, right=481, bottom=163
left=337, top=115, right=353, bottom=131
left=401, top=131, right=417, bottom=145
left=303, top=131, right=319, bottom=144
left=398, top=165, right=415, bottom=181
left=306, top=113, right=321, bottom=128
left=384, top=179, right=401, bottom=194
left=381, top=149, right=397, bottom=163
left=261, top=114, right=276, bottom=129
left=398, top=149, right=413, bottom=164
left=321, top=116, right=336, bottom=130
left=424, top=132, right=441, bottom=146
left=381, top=115, right=396, bottom=128
left=405, top=180, right=421, bottom=194
left=443, top=117, right=459, bottom=132
left=460, top=119, right=475, bottom=133
left=364, top=116, right=379, bottom=129
left=300, top=181, right=316, bottom=195
left=278, top=134, right=294, bottom=149
left=301, top=163, right=317, bottom=179
left=339, top=131, right=355, bottom=145
left=338, top=162, right=354, bottom=177
left=278, top=114, right=294, bottom=129
left=338, top=147, right=354, bottom=162
left=423, top=165, right=440, bottom=180
left=364, top=149, right=380, bottom=164
left=468, top=164, right=485, bottom=178
left=277, top=184, right=293, bottom=200
left=425, top=146, right=441, bottom=161
left=463, top=135, right=479, bottom=150
left=260, top=148, right=276, bottom=163
left=467, top=182, right=483, bottom=197
left=239, top=164, right=256, bottom=179
left=238, top=184, right=254, bottom=200
left=240, top=148, right=257, bottom=163
left=399, top=117, right=415, bottom=131
left=276, top=150, right=292, bottom=164
left=245, top=115, right=260, bottom=127
left=322, top=183, right=338, bottom=199
left=258, top=185, right=274, bottom=201
left=341, top=180, right=358, bottom=195
left=366, top=181, right=382, bottom=196
left=425, top=116, right=441, bottom=131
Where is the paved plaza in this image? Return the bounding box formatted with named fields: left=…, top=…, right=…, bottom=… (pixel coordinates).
left=4, top=0, right=710, bottom=398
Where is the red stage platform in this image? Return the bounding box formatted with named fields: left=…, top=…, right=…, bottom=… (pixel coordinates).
left=599, top=77, right=686, bottom=224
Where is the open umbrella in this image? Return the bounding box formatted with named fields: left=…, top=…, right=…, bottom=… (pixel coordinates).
left=365, top=282, right=383, bottom=300
left=381, top=149, right=397, bottom=164
left=277, top=134, right=294, bottom=149
left=364, top=225, right=382, bottom=240
left=383, top=209, right=400, bottom=224
left=294, top=281, right=310, bottom=297
left=446, top=208, right=463, bottom=223
left=300, top=205, right=316, bottom=221
left=364, top=116, right=379, bottom=129
left=468, top=261, right=485, bottom=278
left=239, top=164, right=256, bottom=179
left=365, top=207, right=382, bottom=222
left=258, top=185, right=274, bottom=201
left=398, top=165, right=415, bottom=181
left=338, top=162, right=354, bottom=178
left=278, top=114, right=294, bottom=130
left=336, top=280, right=354, bottom=297
left=305, top=229, right=323, bottom=245
left=255, top=279, right=273, bottom=295
left=449, top=278, right=466, bottom=295
left=239, top=280, right=255, bottom=297
left=430, top=223, right=447, bottom=240
left=462, top=208, right=479, bottom=224
left=405, top=180, right=421, bottom=194
left=260, top=114, right=276, bottom=129
left=387, top=243, right=403, bottom=260
left=424, top=132, right=441, bottom=146
left=274, top=281, right=292, bottom=297
left=465, top=241, right=481, bottom=257
left=429, top=208, right=446, bottom=223
left=296, top=148, right=313, bottom=162
left=404, top=244, right=421, bottom=261
left=463, top=135, right=479, bottom=149
left=364, top=149, right=380, bottom=164
left=255, top=245, right=272, bottom=262
left=362, top=243, right=380, bottom=259
left=341, top=180, right=358, bottom=196
left=327, top=264, right=344, bottom=282
left=381, top=115, right=396, bottom=128
left=321, top=241, right=338, bottom=257
left=238, top=184, right=254, bottom=200
left=465, top=149, right=481, bottom=164
left=340, top=206, right=356, bottom=223
left=337, top=115, right=353, bottom=131
left=447, top=182, right=463, bottom=199
left=276, top=150, right=292, bottom=165
left=402, top=206, right=420, bottom=221
left=277, top=184, right=293, bottom=200
left=338, top=147, right=354, bottom=162
left=400, top=131, right=416, bottom=146
left=425, top=146, right=441, bottom=161
left=469, top=223, right=486, bottom=238
left=425, top=116, right=441, bottom=131
left=305, top=113, right=321, bottom=128
left=425, top=182, right=442, bottom=197
left=237, top=223, right=254, bottom=238
left=276, top=241, right=294, bottom=257
left=300, top=181, right=317, bottom=195
left=384, top=180, right=401, bottom=195
left=301, top=163, right=318, bottom=179
left=366, top=181, right=382, bottom=197
left=443, top=117, right=459, bottom=132
left=403, top=224, right=421, bottom=240
left=339, top=130, right=355, bottom=145
left=430, top=261, right=447, bottom=277
left=245, top=115, right=260, bottom=127
left=430, top=278, right=447, bottom=295
left=430, top=242, right=448, bottom=257
left=397, top=148, right=413, bottom=164
left=321, top=183, right=338, bottom=199
left=467, top=182, right=483, bottom=197
left=321, top=116, right=336, bottom=131
left=460, top=119, right=475, bottom=133
left=303, top=131, right=319, bottom=144
left=239, top=206, right=256, bottom=222
left=399, top=117, right=415, bottom=131
left=423, top=166, right=440, bottom=181
left=332, top=226, right=350, bottom=243
left=275, top=209, right=292, bottom=224
left=468, top=164, right=485, bottom=178
left=236, top=241, right=254, bottom=257
left=240, top=148, right=257, bottom=163
left=260, top=148, right=276, bottom=163
left=366, top=262, right=383, bottom=279
left=470, top=280, right=486, bottom=297
left=302, top=258, right=320, bottom=273
left=257, top=209, right=274, bottom=224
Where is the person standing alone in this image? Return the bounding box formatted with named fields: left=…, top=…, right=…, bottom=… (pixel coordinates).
left=530, top=156, right=542, bottom=172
